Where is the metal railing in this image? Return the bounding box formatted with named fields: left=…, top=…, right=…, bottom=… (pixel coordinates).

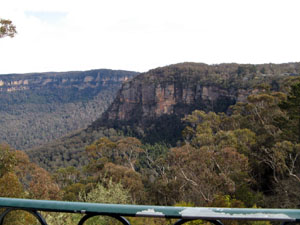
left=0, top=197, right=299, bottom=225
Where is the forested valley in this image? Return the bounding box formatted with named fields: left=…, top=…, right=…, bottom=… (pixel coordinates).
left=1, top=63, right=300, bottom=224
left=0, top=69, right=137, bottom=149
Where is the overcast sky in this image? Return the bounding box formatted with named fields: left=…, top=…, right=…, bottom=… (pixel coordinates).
left=0, top=0, right=300, bottom=74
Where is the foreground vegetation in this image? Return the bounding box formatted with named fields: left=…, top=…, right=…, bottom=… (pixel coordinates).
left=1, top=82, right=300, bottom=224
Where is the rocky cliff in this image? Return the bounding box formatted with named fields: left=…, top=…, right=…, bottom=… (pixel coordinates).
left=0, top=70, right=133, bottom=93
left=0, top=69, right=138, bottom=149
left=102, top=72, right=236, bottom=122
left=93, top=62, right=299, bottom=143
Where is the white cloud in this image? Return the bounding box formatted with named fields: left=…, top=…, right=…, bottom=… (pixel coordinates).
left=0, top=0, right=300, bottom=74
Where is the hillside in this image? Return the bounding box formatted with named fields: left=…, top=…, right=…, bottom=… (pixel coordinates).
left=27, top=62, right=300, bottom=170
left=0, top=69, right=138, bottom=149
left=95, top=62, right=300, bottom=143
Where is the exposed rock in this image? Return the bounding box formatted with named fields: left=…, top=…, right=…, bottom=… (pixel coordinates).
left=94, top=62, right=300, bottom=143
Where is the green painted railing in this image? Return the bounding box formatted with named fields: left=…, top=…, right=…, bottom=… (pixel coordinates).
left=0, top=197, right=299, bottom=225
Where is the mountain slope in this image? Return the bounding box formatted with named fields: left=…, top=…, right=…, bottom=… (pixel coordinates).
left=94, top=62, right=300, bottom=143
left=27, top=62, right=300, bottom=170
left=0, top=69, right=138, bottom=149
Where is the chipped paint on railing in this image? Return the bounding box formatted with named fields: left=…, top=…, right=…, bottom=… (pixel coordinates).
left=179, top=208, right=295, bottom=221
left=136, top=208, right=165, bottom=217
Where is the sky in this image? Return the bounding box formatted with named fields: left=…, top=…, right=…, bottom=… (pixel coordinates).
left=0, top=0, right=300, bottom=74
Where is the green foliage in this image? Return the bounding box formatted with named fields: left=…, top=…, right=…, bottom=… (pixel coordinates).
left=62, top=183, right=85, bottom=201
left=180, top=102, right=300, bottom=208
left=183, top=110, right=256, bottom=155
left=27, top=126, right=124, bottom=171
left=52, top=166, right=81, bottom=188
left=0, top=144, right=17, bottom=176
left=164, top=144, right=249, bottom=205
left=85, top=136, right=142, bottom=171
left=137, top=142, right=169, bottom=171
left=82, top=137, right=146, bottom=203
left=79, top=179, right=131, bottom=204
left=0, top=144, right=63, bottom=224
left=279, top=82, right=300, bottom=142
left=0, top=172, right=24, bottom=198
left=0, top=144, right=25, bottom=199
left=45, top=179, right=132, bottom=225
left=0, top=18, right=16, bottom=38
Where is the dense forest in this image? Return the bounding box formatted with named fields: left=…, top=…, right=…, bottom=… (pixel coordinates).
left=1, top=63, right=300, bottom=224
left=0, top=69, right=137, bottom=149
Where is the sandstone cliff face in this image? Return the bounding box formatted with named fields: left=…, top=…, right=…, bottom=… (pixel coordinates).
left=0, top=69, right=132, bottom=93
left=102, top=68, right=249, bottom=123
left=96, top=62, right=300, bottom=143
left=105, top=80, right=238, bottom=122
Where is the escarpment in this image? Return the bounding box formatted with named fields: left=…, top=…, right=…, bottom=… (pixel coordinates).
left=93, top=62, right=299, bottom=143
left=27, top=62, right=300, bottom=170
